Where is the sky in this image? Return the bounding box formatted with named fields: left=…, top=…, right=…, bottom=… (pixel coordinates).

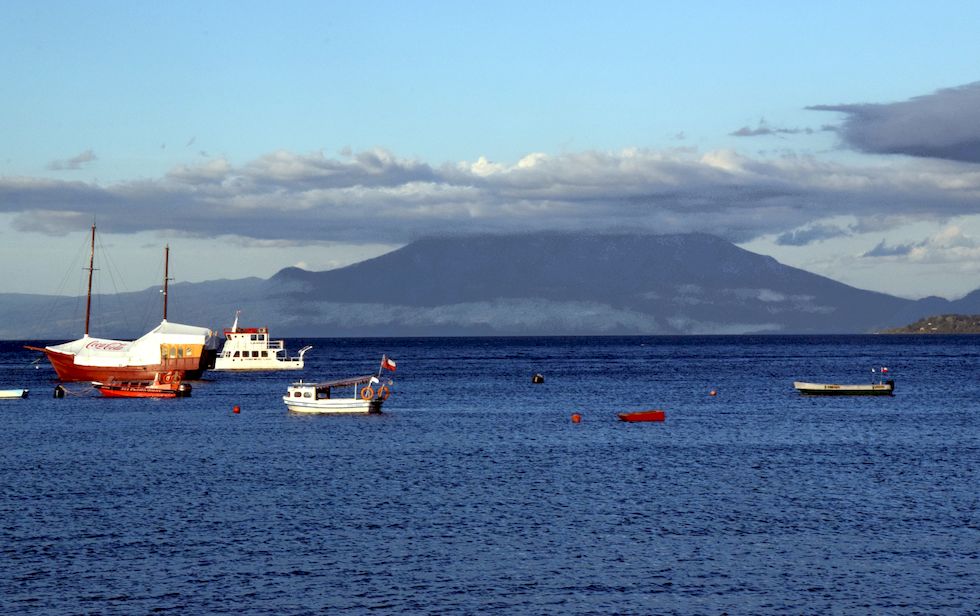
left=3, top=1, right=980, bottom=299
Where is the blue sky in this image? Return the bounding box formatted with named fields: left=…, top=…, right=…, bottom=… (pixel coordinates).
left=4, top=1, right=980, bottom=299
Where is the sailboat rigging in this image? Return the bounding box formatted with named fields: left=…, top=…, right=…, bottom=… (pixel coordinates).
left=26, top=225, right=215, bottom=382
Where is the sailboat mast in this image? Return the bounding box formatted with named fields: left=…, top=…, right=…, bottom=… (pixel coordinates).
left=163, top=244, right=169, bottom=321
left=84, top=223, right=95, bottom=336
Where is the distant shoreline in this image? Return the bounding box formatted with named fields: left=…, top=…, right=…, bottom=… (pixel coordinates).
left=880, top=314, right=980, bottom=334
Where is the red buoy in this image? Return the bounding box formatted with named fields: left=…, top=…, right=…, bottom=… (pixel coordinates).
left=233, top=405, right=240, bottom=414
left=571, top=413, right=582, bottom=424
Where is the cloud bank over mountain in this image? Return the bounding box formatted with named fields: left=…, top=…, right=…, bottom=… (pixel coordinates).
left=4, top=81, right=980, bottom=300
left=4, top=141, right=980, bottom=247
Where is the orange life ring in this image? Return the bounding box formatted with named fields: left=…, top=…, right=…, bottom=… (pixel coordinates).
left=378, top=385, right=390, bottom=400
left=161, top=372, right=172, bottom=384
left=360, top=386, right=375, bottom=400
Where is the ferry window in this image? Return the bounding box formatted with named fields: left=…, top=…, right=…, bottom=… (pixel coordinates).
left=251, top=334, right=258, bottom=341
left=177, top=346, right=184, bottom=358
left=170, top=347, right=177, bottom=359
left=161, top=347, right=168, bottom=360
left=303, top=391, right=312, bottom=398
left=185, top=347, right=192, bottom=357
left=293, top=391, right=301, bottom=398
left=252, top=351, right=260, bottom=358
left=261, top=351, right=268, bottom=358
left=233, top=351, right=240, bottom=358
left=259, top=335, right=266, bottom=341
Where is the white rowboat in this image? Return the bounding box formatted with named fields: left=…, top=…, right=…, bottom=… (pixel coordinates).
left=793, top=380, right=895, bottom=396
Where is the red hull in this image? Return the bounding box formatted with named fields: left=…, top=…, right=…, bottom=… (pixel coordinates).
left=30, top=347, right=208, bottom=382
left=618, top=410, right=666, bottom=422
left=94, top=381, right=191, bottom=398
left=95, top=386, right=177, bottom=398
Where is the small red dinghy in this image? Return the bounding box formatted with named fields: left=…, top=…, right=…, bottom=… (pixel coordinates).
left=618, top=410, right=665, bottom=422
left=93, top=371, right=191, bottom=398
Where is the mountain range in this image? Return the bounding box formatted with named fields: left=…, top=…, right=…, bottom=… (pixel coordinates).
left=3, top=232, right=979, bottom=339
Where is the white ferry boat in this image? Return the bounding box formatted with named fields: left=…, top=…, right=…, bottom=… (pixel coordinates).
left=213, top=312, right=312, bottom=371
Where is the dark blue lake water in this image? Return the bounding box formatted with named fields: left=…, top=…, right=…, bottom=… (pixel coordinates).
left=1, top=336, right=977, bottom=614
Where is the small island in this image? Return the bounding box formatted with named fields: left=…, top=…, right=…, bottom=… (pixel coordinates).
left=881, top=314, right=980, bottom=334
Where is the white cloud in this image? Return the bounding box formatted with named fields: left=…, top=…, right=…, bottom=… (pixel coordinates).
left=863, top=225, right=980, bottom=264
left=5, top=144, right=980, bottom=253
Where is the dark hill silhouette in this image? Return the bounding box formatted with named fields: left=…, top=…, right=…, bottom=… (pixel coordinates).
left=267, top=232, right=914, bottom=333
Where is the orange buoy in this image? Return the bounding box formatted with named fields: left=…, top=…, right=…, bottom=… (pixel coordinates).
left=709, top=389, right=717, bottom=396
left=571, top=413, right=582, bottom=423
left=233, top=405, right=240, bottom=414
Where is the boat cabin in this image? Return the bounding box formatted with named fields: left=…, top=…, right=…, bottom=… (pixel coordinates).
left=214, top=314, right=311, bottom=371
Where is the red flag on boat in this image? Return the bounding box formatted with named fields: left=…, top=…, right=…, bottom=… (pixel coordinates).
left=881, top=367, right=889, bottom=373
left=381, top=355, right=397, bottom=372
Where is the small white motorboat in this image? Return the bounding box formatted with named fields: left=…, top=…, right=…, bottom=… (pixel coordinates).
left=284, top=356, right=396, bottom=414
left=793, top=381, right=895, bottom=396
left=284, top=376, right=391, bottom=414
left=793, top=367, right=895, bottom=396
left=794, top=367, right=895, bottom=396
left=0, top=389, right=29, bottom=399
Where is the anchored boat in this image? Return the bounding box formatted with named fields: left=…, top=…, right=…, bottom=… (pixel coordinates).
left=93, top=371, right=191, bottom=398
left=284, top=355, right=396, bottom=414
left=794, top=367, right=895, bottom=396
left=793, top=380, right=895, bottom=396
left=213, top=311, right=312, bottom=371
left=26, top=226, right=215, bottom=382
left=0, top=389, right=29, bottom=399
left=618, top=409, right=666, bottom=422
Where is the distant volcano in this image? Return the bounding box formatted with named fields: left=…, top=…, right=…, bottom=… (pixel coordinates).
left=5, top=232, right=979, bottom=338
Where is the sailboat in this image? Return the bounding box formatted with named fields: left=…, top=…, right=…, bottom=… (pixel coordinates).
left=26, top=224, right=216, bottom=382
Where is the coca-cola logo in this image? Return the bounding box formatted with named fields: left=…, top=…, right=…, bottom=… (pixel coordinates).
left=86, top=340, right=127, bottom=351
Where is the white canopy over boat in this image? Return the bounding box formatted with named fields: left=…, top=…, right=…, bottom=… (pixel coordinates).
left=45, top=320, right=212, bottom=368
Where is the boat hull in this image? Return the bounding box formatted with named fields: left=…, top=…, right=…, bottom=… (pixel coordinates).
left=31, top=347, right=207, bottom=382
left=284, top=397, right=382, bottom=414
left=793, top=380, right=895, bottom=396
left=618, top=410, right=666, bottom=422
left=214, top=358, right=304, bottom=371
left=93, top=382, right=191, bottom=398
